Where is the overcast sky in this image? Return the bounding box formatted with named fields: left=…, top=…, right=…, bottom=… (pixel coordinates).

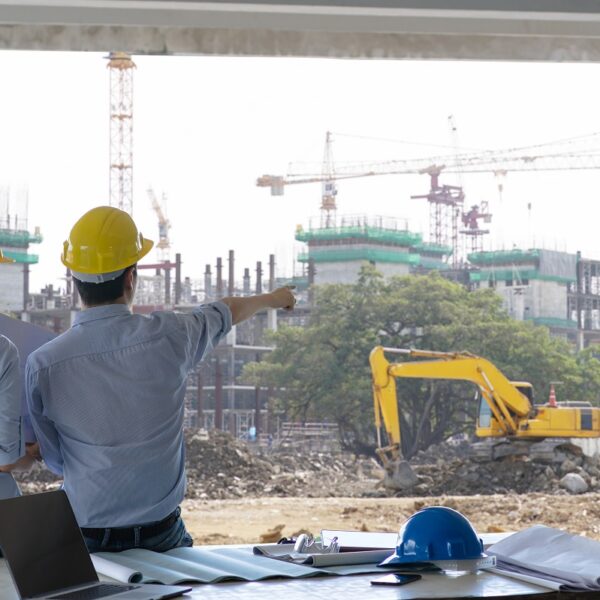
left=1, top=51, right=599, bottom=292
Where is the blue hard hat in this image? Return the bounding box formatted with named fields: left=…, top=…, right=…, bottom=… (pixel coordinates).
left=379, top=506, right=484, bottom=567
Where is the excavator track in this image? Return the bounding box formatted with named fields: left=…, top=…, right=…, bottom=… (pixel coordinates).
left=470, top=438, right=600, bottom=463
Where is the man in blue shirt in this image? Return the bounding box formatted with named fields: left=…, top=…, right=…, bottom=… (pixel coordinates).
left=26, top=206, right=295, bottom=553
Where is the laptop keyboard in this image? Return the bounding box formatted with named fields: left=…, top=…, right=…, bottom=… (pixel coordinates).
left=48, top=583, right=140, bottom=600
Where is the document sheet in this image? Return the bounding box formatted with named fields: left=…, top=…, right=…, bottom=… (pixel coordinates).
left=486, top=525, right=600, bottom=591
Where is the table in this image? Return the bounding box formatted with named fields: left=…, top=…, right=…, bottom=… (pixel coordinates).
left=1, top=559, right=598, bottom=600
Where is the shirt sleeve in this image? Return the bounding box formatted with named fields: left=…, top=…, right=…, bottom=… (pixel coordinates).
left=177, top=301, right=233, bottom=368
left=25, top=362, right=64, bottom=476
left=0, top=338, right=24, bottom=466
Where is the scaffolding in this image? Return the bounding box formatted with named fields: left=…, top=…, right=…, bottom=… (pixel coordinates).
left=297, top=247, right=446, bottom=267
left=0, top=229, right=42, bottom=247
left=569, top=257, right=600, bottom=348
left=469, top=249, right=541, bottom=266
left=296, top=215, right=452, bottom=274
left=296, top=223, right=422, bottom=247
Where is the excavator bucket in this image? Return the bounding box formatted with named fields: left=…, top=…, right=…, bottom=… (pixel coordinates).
left=383, top=459, right=419, bottom=490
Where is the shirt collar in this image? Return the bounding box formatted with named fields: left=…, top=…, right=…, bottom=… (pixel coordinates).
left=73, top=304, right=132, bottom=327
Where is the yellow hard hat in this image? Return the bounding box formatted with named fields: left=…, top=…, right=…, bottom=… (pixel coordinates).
left=0, top=250, right=15, bottom=264
left=62, top=206, right=154, bottom=283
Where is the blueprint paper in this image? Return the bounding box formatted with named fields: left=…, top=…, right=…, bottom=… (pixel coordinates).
left=91, top=555, right=143, bottom=584
left=92, top=545, right=383, bottom=584
left=487, top=525, right=600, bottom=591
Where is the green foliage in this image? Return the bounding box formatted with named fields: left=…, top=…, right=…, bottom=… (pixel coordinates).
left=242, top=266, right=600, bottom=456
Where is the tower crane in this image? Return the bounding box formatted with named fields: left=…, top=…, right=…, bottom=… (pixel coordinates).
left=258, top=132, right=600, bottom=190
left=147, top=187, right=171, bottom=263
left=320, top=131, right=338, bottom=228
left=257, top=131, right=600, bottom=258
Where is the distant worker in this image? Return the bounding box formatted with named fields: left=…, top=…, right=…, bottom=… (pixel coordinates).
left=0, top=250, right=37, bottom=500
left=26, top=206, right=296, bottom=553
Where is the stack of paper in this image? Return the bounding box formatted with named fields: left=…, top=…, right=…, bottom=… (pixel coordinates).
left=487, top=525, right=600, bottom=591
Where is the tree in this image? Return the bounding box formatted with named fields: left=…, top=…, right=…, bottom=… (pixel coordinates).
left=243, top=266, right=600, bottom=456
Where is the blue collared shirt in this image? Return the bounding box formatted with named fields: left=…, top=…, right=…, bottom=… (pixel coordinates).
left=26, top=302, right=231, bottom=528
left=0, top=335, right=24, bottom=499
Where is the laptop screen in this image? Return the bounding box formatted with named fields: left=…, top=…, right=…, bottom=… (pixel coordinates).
left=0, top=490, right=98, bottom=598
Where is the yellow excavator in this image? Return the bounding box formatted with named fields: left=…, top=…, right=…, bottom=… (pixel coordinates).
left=370, top=346, right=600, bottom=490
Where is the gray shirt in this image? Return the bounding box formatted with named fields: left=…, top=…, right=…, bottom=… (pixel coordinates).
left=0, top=335, right=24, bottom=499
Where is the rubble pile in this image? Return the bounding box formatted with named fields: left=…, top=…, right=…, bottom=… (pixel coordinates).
left=15, top=429, right=371, bottom=499
left=387, top=440, right=600, bottom=497
left=15, top=432, right=600, bottom=498
left=184, top=429, right=367, bottom=499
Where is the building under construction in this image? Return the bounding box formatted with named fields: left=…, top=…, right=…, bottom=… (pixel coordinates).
left=468, top=248, right=578, bottom=332
left=295, top=215, right=451, bottom=285
left=0, top=191, right=42, bottom=313
left=294, top=220, right=600, bottom=350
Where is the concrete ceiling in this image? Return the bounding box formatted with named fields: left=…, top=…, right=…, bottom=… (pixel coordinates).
left=2, top=1, right=600, bottom=60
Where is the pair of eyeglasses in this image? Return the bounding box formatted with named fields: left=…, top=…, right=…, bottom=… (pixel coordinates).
left=294, top=534, right=339, bottom=554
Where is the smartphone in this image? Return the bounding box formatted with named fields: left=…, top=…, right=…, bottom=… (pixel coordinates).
left=370, top=573, right=422, bottom=586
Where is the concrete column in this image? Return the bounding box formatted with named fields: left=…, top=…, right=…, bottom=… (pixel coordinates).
left=269, top=254, right=275, bottom=291
left=164, top=265, right=171, bottom=306
left=22, top=263, right=29, bottom=311
left=215, top=358, right=223, bottom=430
left=228, top=250, right=235, bottom=296
left=254, top=386, right=261, bottom=437
left=308, top=258, right=316, bottom=304
left=256, top=261, right=262, bottom=294
left=243, top=268, right=250, bottom=295
left=254, top=352, right=261, bottom=436
left=175, top=253, right=182, bottom=305
left=216, top=257, right=223, bottom=297
left=204, top=264, right=212, bottom=300
left=197, top=370, right=203, bottom=427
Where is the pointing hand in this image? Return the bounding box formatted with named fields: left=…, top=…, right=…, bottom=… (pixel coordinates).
left=269, top=286, right=296, bottom=311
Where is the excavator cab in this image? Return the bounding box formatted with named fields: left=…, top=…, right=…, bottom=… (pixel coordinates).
left=477, top=382, right=533, bottom=432
left=513, top=382, right=534, bottom=403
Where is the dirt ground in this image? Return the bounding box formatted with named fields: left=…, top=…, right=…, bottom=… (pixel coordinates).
left=182, top=493, right=600, bottom=545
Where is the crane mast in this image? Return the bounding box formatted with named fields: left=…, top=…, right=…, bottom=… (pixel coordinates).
left=107, top=52, right=135, bottom=215
left=147, top=187, right=171, bottom=263
left=320, top=131, right=337, bottom=228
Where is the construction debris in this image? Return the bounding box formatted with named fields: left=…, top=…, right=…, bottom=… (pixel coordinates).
left=184, top=430, right=365, bottom=499
left=259, top=524, right=285, bottom=543
left=15, top=432, right=600, bottom=499
left=15, top=429, right=368, bottom=499
left=376, top=440, right=600, bottom=498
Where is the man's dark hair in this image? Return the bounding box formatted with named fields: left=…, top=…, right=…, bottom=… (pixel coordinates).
left=75, top=266, right=136, bottom=307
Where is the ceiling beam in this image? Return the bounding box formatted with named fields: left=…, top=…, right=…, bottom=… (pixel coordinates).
left=1, top=1, right=600, bottom=60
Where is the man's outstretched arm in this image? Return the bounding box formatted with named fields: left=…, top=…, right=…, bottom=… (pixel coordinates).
left=221, top=286, right=296, bottom=325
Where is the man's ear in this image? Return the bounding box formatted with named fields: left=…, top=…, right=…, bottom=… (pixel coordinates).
left=124, top=267, right=136, bottom=290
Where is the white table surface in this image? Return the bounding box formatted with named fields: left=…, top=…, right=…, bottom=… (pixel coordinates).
left=0, top=559, right=556, bottom=600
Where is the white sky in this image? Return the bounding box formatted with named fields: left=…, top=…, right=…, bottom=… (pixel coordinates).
left=0, top=51, right=599, bottom=292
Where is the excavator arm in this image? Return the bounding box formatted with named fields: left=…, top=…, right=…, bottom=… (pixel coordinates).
left=370, top=346, right=534, bottom=488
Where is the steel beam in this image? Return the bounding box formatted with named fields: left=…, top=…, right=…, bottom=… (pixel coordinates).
left=2, top=2, right=600, bottom=60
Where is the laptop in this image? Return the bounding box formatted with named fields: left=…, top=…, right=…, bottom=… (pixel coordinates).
left=0, top=491, right=191, bottom=600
